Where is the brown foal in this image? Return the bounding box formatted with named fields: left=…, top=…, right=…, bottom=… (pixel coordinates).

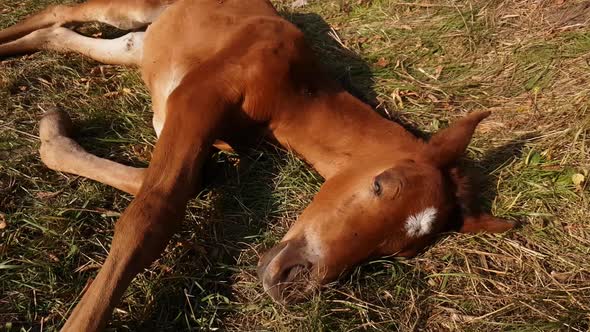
left=0, top=0, right=515, bottom=330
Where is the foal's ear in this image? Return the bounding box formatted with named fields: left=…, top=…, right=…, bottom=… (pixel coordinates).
left=459, top=214, right=515, bottom=234
left=448, top=167, right=516, bottom=234
left=427, top=111, right=491, bottom=167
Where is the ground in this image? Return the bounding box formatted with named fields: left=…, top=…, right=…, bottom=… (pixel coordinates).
left=1, top=0, right=589, bottom=331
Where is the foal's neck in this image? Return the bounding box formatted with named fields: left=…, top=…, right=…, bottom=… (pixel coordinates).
left=269, top=91, right=423, bottom=179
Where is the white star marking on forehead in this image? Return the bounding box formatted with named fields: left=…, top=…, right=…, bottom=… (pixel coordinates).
left=405, top=207, right=438, bottom=237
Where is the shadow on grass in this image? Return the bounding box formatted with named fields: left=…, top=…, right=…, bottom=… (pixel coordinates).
left=115, top=148, right=294, bottom=330
left=288, top=12, right=379, bottom=107
left=461, top=134, right=534, bottom=216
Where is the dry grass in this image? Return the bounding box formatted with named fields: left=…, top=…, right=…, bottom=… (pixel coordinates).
left=1, top=0, right=590, bottom=331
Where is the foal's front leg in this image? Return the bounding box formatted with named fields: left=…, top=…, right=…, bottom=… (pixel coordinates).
left=61, top=80, right=235, bottom=331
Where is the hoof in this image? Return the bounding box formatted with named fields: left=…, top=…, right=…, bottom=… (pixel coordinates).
left=38, top=110, right=77, bottom=172
left=39, top=110, right=74, bottom=141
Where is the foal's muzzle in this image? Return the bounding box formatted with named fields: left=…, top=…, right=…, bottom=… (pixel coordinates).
left=257, top=240, right=318, bottom=303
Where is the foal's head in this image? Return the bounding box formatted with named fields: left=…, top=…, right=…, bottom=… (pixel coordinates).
left=257, top=111, right=514, bottom=302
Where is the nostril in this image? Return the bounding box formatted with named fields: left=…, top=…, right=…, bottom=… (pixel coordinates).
left=257, top=241, right=289, bottom=279
left=258, top=241, right=318, bottom=303
left=265, top=262, right=311, bottom=290
left=267, top=263, right=315, bottom=303
left=281, top=264, right=309, bottom=284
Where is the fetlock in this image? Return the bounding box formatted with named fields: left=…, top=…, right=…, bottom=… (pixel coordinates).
left=39, top=110, right=75, bottom=171
left=39, top=110, right=74, bottom=141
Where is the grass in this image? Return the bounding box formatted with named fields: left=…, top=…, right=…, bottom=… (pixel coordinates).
left=1, top=0, right=589, bottom=330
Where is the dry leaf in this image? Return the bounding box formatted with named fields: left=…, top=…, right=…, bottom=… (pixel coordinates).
left=478, top=120, right=507, bottom=134
left=551, top=270, right=572, bottom=282
left=0, top=213, right=6, bottom=230
left=103, top=91, right=119, bottom=98
left=37, top=78, right=51, bottom=86
left=376, top=57, right=390, bottom=68
left=74, top=263, right=102, bottom=273
left=36, top=191, right=60, bottom=199
left=572, top=173, right=585, bottom=190
left=391, top=89, right=404, bottom=109
left=434, top=65, right=444, bottom=80
left=96, top=208, right=121, bottom=218
left=292, top=0, right=308, bottom=8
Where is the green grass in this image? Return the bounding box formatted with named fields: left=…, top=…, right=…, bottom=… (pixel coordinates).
left=1, top=0, right=590, bottom=331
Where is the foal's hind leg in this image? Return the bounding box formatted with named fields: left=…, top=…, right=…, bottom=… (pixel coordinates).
left=0, top=0, right=171, bottom=44
left=39, top=111, right=146, bottom=196
left=0, top=27, right=145, bottom=66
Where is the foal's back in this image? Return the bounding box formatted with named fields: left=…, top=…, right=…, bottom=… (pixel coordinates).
left=142, top=0, right=306, bottom=117
left=142, top=0, right=317, bottom=131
